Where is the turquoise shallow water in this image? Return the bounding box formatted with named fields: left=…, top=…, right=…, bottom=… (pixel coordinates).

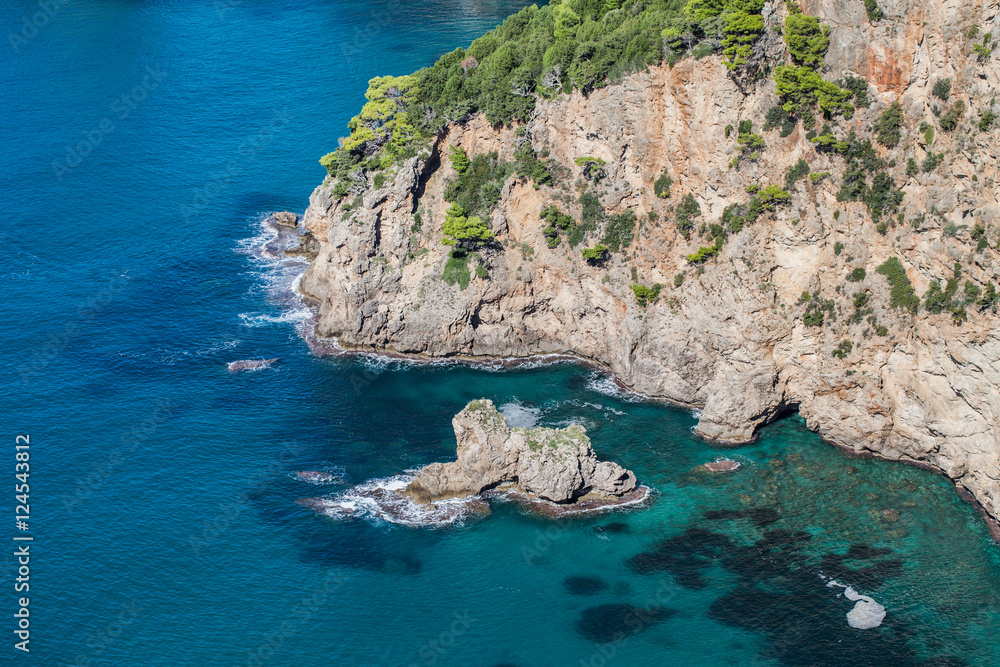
left=2, top=1, right=999, bottom=665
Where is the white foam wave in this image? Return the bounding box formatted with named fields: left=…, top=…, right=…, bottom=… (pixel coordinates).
left=578, top=400, right=626, bottom=416
left=306, top=473, right=484, bottom=527
left=235, top=213, right=314, bottom=333
left=499, top=401, right=542, bottom=429
left=584, top=373, right=646, bottom=403
left=292, top=466, right=346, bottom=485
left=238, top=307, right=311, bottom=328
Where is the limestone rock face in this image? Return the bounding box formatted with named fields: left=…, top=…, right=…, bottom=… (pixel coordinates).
left=273, top=211, right=299, bottom=228
left=404, top=400, right=637, bottom=504
left=302, top=0, right=1000, bottom=527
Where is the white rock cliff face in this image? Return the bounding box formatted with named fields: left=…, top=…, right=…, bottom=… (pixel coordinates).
left=300, top=0, right=1000, bottom=528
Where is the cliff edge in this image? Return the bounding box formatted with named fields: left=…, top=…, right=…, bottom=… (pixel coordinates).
left=299, top=0, right=1000, bottom=530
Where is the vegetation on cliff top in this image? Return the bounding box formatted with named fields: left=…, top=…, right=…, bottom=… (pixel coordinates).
left=320, top=0, right=781, bottom=187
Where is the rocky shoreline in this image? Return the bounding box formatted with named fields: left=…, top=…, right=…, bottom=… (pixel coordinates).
left=271, top=206, right=999, bottom=541
left=290, top=0, right=1000, bottom=536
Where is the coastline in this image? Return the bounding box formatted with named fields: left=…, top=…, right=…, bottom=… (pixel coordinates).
left=263, top=212, right=999, bottom=543
left=263, top=214, right=1000, bottom=545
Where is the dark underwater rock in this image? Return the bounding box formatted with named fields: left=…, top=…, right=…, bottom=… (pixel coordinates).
left=563, top=576, right=607, bottom=596
left=574, top=603, right=677, bottom=643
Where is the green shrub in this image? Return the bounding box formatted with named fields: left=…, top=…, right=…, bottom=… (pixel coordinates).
left=876, top=257, right=919, bottom=313
left=978, top=282, right=998, bottom=311
left=922, top=152, right=944, bottom=172
left=674, top=272, right=685, bottom=287
left=932, top=78, right=952, bottom=101
left=541, top=204, right=574, bottom=248
left=939, top=100, right=966, bottom=131
left=785, top=159, right=810, bottom=190
left=864, top=171, right=904, bottom=221
left=581, top=243, right=608, bottom=264
left=721, top=2, right=767, bottom=70
left=837, top=75, right=871, bottom=108
left=442, top=250, right=471, bottom=289
left=874, top=102, right=904, bottom=148
left=631, top=283, right=663, bottom=307
left=654, top=170, right=673, bottom=198
left=864, top=0, right=882, bottom=21
left=774, top=64, right=855, bottom=119
left=676, top=192, right=702, bottom=238
left=784, top=12, right=830, bottom=69
left=834, top=241, right=844, bottom=255
left=574, top=156, right=607, bottom=182
left=331, top=180, right=349, bottom=199
left=515, top=142, right=552, bottom=186
left=373, top=173, right=388, bottom=189
left=736, top=121, right=766, bottom=159
left=763, top=105, right=798, bottom=137
left=803, top=308, right=824, bottom=326
left=441, top=203, right=494, bottom=249
left=475, top=264, right=489, bottom=279
left=758, top=184, right=792, bottom=210
left=853, top=291, right=870, bottom=308
left=831, top=339, right=853, bottom=359
left=567, top=190, right=605, bottom=247
left=687, top=236, right=724, bottom=264
left=964, top=280, right=981, bottom=302
left=906, top=158, right=919, bottom=177
left=847, top=267, right=866, bottom=282
left=979, top=108, right=997, bottom=131
left=602, top=211, right=637, bottom=252
left=450, top=145, right=470, bottom=173
left=444, top=151, right=512, bottom=218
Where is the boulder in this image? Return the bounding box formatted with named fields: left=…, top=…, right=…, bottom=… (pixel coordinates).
left=273, top=211, right=299, bottom=228
left=403, top=399, right=637, bottom=504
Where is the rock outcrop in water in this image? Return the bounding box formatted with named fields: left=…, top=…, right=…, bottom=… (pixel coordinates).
left=299, top=0, right=1000, bottom=533
left=403, top=399, right=637, bottom=504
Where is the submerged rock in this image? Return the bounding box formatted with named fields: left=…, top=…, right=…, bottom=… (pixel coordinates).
left=563, top=576, right=607, bottom=596
left=286, top=230, right=319, bottom=261
left=575, top=603, right=676, bottom=643
left=227, top=358, right=279, bottom=372
left=403, top=399, right=638, bottom=506
left=694, top=459, right=741, bottom=473
left=295, top=470, right=339, bottom=484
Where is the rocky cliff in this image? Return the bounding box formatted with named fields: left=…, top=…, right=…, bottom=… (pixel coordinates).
left=299, top=0, right=1000, bottom=531
left=403, top=399, right=638, bottom=504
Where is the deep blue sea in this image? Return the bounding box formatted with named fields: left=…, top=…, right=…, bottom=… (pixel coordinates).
left=2, top=1, right=999, bottom=665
